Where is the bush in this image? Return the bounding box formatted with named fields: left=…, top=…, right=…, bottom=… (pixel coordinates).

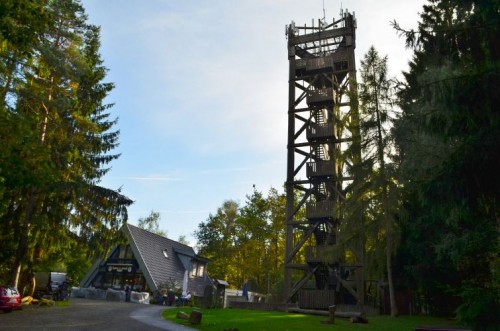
left=456, top=287, right=500, bottom=331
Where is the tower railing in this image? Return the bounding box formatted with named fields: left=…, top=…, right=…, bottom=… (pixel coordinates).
left=307, top=87, right=334, bottom=106
left=306, top=160, right=335, bottom=178
left=306, top=122, right=334, bottom=140
left=306, top=200, right=335, bottom=219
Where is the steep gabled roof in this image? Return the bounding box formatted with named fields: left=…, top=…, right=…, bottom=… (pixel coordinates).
left=123, top=224, right=213, bottom=295
left=79, top=258, right=103, bottom=288
left=123, top=223, right=195, bottom=292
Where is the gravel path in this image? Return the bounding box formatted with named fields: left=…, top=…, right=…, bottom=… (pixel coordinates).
left=0, top=298, right=197, bottom=331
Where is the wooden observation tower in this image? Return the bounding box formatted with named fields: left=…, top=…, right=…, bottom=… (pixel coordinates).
left=284, top=10, right=364, bottom=308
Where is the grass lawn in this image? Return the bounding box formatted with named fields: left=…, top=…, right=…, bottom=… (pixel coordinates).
left=55, top=300, right=71, bottom=308
left=162, top=307, right=461, bottom=331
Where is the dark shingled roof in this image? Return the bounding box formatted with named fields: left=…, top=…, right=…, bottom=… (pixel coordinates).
left=123, top=223, right=211, bottom=296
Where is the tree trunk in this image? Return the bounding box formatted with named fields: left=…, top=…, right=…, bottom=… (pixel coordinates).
left=11, top=83, right=50, bottom=287
left=10, top=190, right=38, bottom=287
left=386, top=236, right=398, bottom=317
left=17, top=267, right=35, bottom=297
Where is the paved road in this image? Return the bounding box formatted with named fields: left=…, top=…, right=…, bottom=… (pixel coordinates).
left=0, top=298, right=197, bottom=331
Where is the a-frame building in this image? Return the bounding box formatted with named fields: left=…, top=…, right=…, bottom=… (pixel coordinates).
left=81, top=224, right=211, bottom=297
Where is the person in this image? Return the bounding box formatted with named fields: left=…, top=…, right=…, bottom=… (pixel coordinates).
left=184, top=292, right=192, bottom=305
left=50, top=281, right=60, bottom=301
left=177, top=291, right=191, bottom=306
left=60, top=281, right=68, bottom=301
left=242, top=281, right=249, bottom=301
left=160, top=289, right=168, bottom=305
left=125, top=284, right=131, bottom=302
left=167, top=289, right=175, bottom=306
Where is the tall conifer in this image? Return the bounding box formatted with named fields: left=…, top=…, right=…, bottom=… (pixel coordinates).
left=0, top=0, right=132, bottom=289
left=393, top=0, right=499, bottom=328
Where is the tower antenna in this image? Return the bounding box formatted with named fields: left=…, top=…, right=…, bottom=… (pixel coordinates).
left=322, top=0, right=326, bottom=21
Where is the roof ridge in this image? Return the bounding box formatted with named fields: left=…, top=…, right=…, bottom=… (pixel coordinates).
left=126, top=223, right=194, bottom=250
left=124, top=223, right=156, bottom=289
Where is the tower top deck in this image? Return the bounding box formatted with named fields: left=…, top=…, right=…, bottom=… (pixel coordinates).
left=286, top=9, right=356, bottom=58
left=286, top=9, right=356, bottom=37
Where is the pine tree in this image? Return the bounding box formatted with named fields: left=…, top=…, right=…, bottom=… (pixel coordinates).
left=358, top=46, right=401, bottom=317
left=393, top=0, right=499, bottom=328
left=0, top=0, right=132, bottom=289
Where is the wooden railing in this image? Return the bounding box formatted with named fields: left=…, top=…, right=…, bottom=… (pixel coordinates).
left=306, top=200, right=335, bottom=219
left=306, top=123, right=334, bottom=140
left=295, top=50, right=352, bottom=75
left=307, top=88, right=334, bottom=105
left=307, top=161, right=335, bottom=178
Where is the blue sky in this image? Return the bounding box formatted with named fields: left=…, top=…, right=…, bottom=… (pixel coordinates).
left=81, top=0, right=425, bottom=246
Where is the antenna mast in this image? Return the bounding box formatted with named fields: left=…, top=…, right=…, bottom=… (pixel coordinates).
left=323, top=0, right=326, bottom=21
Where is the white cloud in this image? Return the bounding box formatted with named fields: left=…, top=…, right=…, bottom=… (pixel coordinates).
left=125, top=4, right=292, bottom=158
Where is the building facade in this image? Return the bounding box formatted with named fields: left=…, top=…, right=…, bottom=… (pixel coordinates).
left=80, top=223, right=211, bottom=298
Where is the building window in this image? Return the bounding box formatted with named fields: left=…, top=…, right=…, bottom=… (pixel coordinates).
left=190, top=262, right=197, bottom=277
left=163, top=249, right=168, bottom=258
left=190, top=261, right=205, bottom=277
left=198, top=263, right=205, bottom=277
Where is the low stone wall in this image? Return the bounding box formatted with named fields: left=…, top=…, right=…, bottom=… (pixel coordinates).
left=105, top=288, right=125, bottom=301
left=71, top=287, right=86, bottom=298
left=130, top=291, right=149, bottom=304
left=86, top=288, right=107, bottom=300
left=71, top=287, right=149, bottom=304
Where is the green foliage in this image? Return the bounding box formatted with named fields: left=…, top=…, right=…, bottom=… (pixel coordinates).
left=359, top=46, right=394, bottom=166
left=347, top=45, right=403, bottom=316
left=0, top=0, right=52, bottom=58
left=195, top=199, right=240, bottom=283
left=456, top=286, right=500, bottom=331
left=392, top=0, right=499, bottom=327
left=177, top=235, right=190, bottom=245
left=0, top=0, right=132, bottom=288
left=194, top=187, right=286, bottom=294
left=137, top=210, right=167, bottom=237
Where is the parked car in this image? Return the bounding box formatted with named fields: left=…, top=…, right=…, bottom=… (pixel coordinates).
left=0, top=285, right=21, bottom=312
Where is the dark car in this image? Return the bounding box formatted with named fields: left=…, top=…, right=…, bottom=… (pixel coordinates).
left=0, top=285, right=21, bottom=312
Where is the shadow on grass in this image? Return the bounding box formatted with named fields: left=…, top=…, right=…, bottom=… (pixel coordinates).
left=162, top=307, right=461, bottom=331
